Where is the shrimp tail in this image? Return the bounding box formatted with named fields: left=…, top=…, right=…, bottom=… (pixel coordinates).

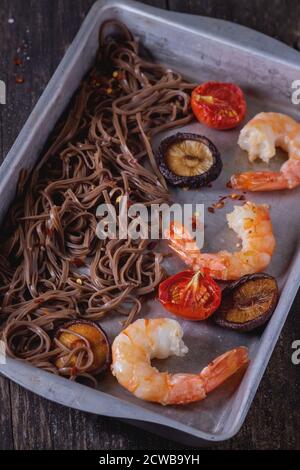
left=166, top=346, right=249, bottom=405
left=231, top=171, right=288, bottom=191
left=168, top=241, right=201, bottom=268
left=165, top=222, right=201, bottom=269
left=200, top=346, right=249, bottom=394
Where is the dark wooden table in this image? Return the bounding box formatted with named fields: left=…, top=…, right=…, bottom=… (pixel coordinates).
left=0, top=0, right=300, bottom=450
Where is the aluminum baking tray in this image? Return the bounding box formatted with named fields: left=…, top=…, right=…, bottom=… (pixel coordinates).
left=1, top=0, right=300, bottom=446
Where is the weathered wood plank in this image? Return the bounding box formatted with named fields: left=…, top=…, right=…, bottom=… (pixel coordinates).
left=10, top=383, right=53, bottom=450
left=0, top=0, right=96, bottom=162
left=49, top=404, right=179, bottom=450
left=0, top=377, right=13, bottom=450
left=169, top=0, right=300, bottom=48
left=138, top=0, right=167, bottom=6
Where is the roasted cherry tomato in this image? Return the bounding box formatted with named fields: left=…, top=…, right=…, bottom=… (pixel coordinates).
left=158, top=270, right=221, bottom=320
left=191, top=81, right=247, bottom=130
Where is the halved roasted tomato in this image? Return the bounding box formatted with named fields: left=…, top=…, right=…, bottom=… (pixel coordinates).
left=158, top=270, right=221, bottom=320
left=191, top=81, right=247, bottom=130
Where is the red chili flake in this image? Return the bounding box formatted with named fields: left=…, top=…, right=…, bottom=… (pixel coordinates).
left=213, top=201, right=225, bottom=209
left=226, top=181, right=233, bottom=189
left=14, top=57, right=22, bottom=66
left=72, top=258, right=86, bottom=267
left=239, top=195, right=246, bottom=201
left=191, top=215, right=197, bottom=230
left=15, top=76, right=25, bottom=84
left=207, top=207, right=215, bottom=214
left=115, top=71, right=124, bottom=80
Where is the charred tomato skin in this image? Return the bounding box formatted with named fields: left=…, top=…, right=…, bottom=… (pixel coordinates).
left=156, top=132, right=223, bottom=188
left=214, top=273, right=279, bottom=332
left=55, top=319, right=111, bottom=375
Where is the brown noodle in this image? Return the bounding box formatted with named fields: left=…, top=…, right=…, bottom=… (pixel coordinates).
left=0, top=21, right=195, bottom=384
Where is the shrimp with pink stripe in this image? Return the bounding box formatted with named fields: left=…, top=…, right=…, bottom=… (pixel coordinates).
left=165, top=201, right=275, bottom=281
left=111, top=318, right=249, bottom=405
left=231, top=112, right=300, bottom=191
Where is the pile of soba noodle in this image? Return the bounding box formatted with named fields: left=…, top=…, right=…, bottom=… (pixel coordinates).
left=0, top=21, right=194, bottom=384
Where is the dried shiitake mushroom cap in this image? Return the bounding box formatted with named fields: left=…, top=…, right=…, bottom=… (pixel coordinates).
left=156, top=132, right=222, bottom=188
left=214, top=273, right=278, bottom=332
left=55, top=320, right=111, bottom=374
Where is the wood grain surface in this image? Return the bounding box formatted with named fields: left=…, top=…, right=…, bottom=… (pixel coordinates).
left=0, top=0, right=300, bottom=450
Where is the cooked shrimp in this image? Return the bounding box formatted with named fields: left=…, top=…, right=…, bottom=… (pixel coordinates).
left=111, top=318, right=249, bottom=405
left=165, top=202, right=275, bottom=280
left=231, top=112, right=300, bottom=191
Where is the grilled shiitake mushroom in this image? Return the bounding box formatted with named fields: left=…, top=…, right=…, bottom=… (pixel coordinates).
left=214, top=273, right=278, bottom=332
left=55, top=320, right=110, bottom=375
left=156, top=132, right=222, bottom=188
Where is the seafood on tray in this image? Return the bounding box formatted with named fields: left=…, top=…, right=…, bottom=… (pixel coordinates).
left=165, top=201, right=276, bottom=281
left=231, top=112, right=300, bottom=191
left=2, top=16, right=287, bottom=411
left=158, top=269, right=221, bottom=320
left=111, top=318, right=249, bottom=405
